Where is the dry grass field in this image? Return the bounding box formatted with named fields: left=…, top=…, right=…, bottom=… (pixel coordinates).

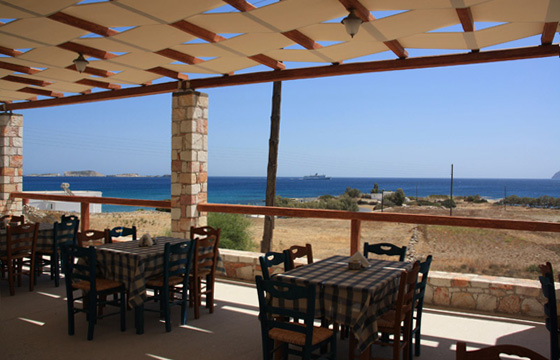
left=24, top=200, right=560, bottom=280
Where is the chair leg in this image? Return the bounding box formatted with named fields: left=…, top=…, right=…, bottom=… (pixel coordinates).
left=87, top=292, right=96, bottom=340
left=29, top=258, right=35, bottom=292
left=7, top=260, right=15, bottom=296
left=67, top=290, right=75, bottom=336
left=120, top=288, right=126, bottom=332
left=17, top=258, right=22, bottom=287
left=193, top=278, right=201, bottom=319
left=53, top=252, right=60, bottom=287
left=207, top=275, right=214, bottom=313
left=163, top=286, right=171, bottom=332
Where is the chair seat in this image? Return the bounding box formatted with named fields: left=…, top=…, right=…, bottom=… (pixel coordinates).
left=72, top=278, right=124, bottom=292
left=269, top=322, right=333, bottom=346
left=36, top=249, right=54, bottom=255
left=0, top=252, right=31, bottom=261
left=146, top=275, right=183, bottom=288
left=377, top=309, right=406, bottom=330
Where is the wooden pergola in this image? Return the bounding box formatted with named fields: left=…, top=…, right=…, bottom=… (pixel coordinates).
left=0, top=0, right=558, bottom=109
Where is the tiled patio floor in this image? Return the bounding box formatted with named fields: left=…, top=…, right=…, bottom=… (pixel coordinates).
left=0, top=276, right=550, bottom=359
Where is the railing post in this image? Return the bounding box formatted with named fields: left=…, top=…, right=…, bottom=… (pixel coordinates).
left=350, top=219, right=361, bottom=255
left=80, top=201, right=90, bottom=232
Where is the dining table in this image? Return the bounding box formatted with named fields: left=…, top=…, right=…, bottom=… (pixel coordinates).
left=0, top=222, right=55, bottom=255
left=274, top=254, right=412, bottom=359
left=94, top=236, right=225, bottom=334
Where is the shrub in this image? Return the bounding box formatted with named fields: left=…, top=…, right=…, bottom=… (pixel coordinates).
left=208, top=212, right=254, bottom=251
left=441, top=198, right=456, bottom=209
left=345, top=187, right=362, bottom=198
left=464, top=194, right=488, bottom=203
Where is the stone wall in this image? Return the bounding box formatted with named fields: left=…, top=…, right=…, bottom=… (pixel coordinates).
left=217, top=249, right=551, bottom=320
left=0, top=113, right=23, bottom=215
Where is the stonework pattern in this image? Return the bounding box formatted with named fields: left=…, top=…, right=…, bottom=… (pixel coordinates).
left=171, top=90, right=208, bottom=239
left=0, top=113, right=23, bottom=214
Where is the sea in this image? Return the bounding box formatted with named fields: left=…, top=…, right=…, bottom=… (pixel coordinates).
left=22, top=176, right=560, bottom=213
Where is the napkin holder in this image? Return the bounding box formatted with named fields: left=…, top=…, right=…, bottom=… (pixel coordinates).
left=348, top=252, right=370, bottom=270
left=139, top=233, right=154, bottom=247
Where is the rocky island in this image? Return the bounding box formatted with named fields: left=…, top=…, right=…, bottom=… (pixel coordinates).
left=553, top=171, right=560, bottom=180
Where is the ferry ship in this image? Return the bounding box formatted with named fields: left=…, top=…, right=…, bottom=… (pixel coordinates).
left=303, top=173, right=330, bottom=180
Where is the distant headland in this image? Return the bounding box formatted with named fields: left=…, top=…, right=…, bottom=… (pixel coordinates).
left=553, top=171, right=560, bottom=180
left=26, top=170, right=170, bottom=178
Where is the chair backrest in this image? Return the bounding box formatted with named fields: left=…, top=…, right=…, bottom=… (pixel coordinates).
left=259, top=250, right=292, bottom=280
left=255, top=275, right=317, bottom=353
left=1, top=214, right=25, bottom=226
left=364, top=242, right=407, bottom=261
left=190, top=226, right=221, bottom=277
left=393, top=261, right=420, bottom=325
left=109, top=226, right=137, bottom=240
left=77, top=229, right=111, bottom=247
left=53, top=217, right=79, bottom=249
left=288, top=243, right=313, bottom=269
left=163, top=239, right=196, bottom=284
left=61, top=214, right=79, bottom=222
left=414, top=255, right=433, bottom=309
left=539, top=261, right=553, bottom=277
left=61, top=244, right=96, bottom=289
left=456, top=341, right=547, bottom=360
left=539, top=272, right=559, bottom=360
left=5, top=223, right=39, bottom=259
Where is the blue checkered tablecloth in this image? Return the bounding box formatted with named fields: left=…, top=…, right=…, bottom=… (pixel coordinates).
left=95, top=237, right=224, bottom=308
left=274, top=255, right=412, bottom=353
left=0, top=222, right=55, bottom=255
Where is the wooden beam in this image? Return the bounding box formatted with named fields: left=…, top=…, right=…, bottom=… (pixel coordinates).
left=58, top=42, right=117, bottom=60
left=456, top=8, right=475, bottom=32
left=197, top=203, right=560, bottom=233
left=18, top=87, right=63, bottom=98
left=0, top=61, right=41, bottom=75
left=383, top=40, right=408, bottom=59
left=5, top=45, right=559, bottom=111
left=223, top=0, right=256, bottom=12
left=541, top=22, right=558, bottom=45
left=282, top=30, right=323, bottom=50
left=170, top=20, right=226, bottom=43
left=0, top=46, right=23, bottom=57
left=338, top=0, right=375, bottom=22
left=76, top=78, right=121, bottom=90
left=155, top=48, right=203, bottom=65
left=66, top=64, right=115, bottom=77
left=350, top=219, right=361, bottom=255
left=248, top=54, right=285, bottom=70
left=48, top=12, right=118, bottom=37
left=147, top=67, right=189, bottom=80
left=2, top=75, right=53, bottom=87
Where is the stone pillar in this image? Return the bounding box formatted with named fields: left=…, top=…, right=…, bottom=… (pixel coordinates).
left=171, top=90, right=208, bottom=239
left=0, top=113, right=23, bottom=215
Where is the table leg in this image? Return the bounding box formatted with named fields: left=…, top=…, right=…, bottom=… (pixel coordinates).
left=135, top=304, right=144, bottom=334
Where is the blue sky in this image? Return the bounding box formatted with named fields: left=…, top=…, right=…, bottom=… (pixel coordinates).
left=20, top=37, right=560, bottom=179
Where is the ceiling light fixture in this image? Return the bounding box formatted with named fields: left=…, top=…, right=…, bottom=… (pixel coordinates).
left=341, top=9, right=363, bottom=38
left=73, top=53, right=89, bottom=73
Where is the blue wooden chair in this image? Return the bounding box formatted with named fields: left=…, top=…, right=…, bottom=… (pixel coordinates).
left=255, top=275, right=336, bottom=359
left=410, top=255, right=433, bottom=358
left=539, top=266, right=559, bottom=360
left=61, top=214, right=79, bottom=222
left=61, top=244, right=126, bottom=340
left=145, top=240, right=196, bottom=332
left=364, top=242, right=407, bottom=261
left=109, top=225, right=137, bottom=241
left=35, top=217, right=79, bottom=287
left=259, top=250, right=292, bottom=280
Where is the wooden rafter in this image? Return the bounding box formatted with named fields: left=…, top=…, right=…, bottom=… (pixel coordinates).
left=0, top=46, right=23, bottom=57
left=456, top=8, right=475, bottom=32
left=147, top=67, right=189, bottom=80
left=58, top=42, right=117, bottom=60
left=5, top=45, right=558, bottom=111
left=281, top=30, right=323, bottom=50
left=0, top=61, right=41, bottom=74
left=248, top=54, right=285, bottom=70
left=76, top=79, right=121, bottom=90
left=155, top=49, right=203, bottom=65
left=18, top=87, right=63, bottom=98
left=48, top=12, right=118, bottom=37
left=541, top=22, right=558, bottom=45
left=66, top=64, right=115, bottom=77
left=2, top=75, right=53, bottom=87
left=338, top=0, right=407, bottom=58
left=170, top=20, right=226, bottom=43
left=223, top=0, right=256, bottom=12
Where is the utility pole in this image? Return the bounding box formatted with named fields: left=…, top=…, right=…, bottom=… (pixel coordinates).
left=261, top=81, right=281, bottom=253
left=450, top=164, right=454, bottom=216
